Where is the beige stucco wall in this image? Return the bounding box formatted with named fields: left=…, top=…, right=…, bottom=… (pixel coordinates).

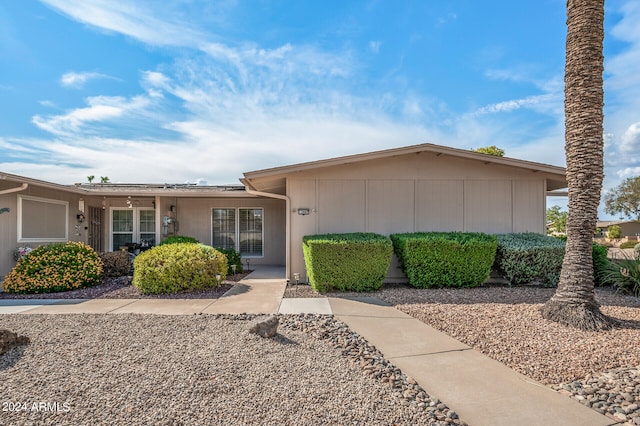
left=171, top=197, right=286, bottom=266
left=0, top=183, right=85, bottom=279
left=285, top=153, right=547, bottom=281
left=1, top=187, right=287, bottom=279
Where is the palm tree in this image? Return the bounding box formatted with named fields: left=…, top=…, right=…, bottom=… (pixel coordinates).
left=541, top=0, right=612, bottom=331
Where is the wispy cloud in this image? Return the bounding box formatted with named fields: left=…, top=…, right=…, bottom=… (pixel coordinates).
left=369, top=40, right=381, bottom=54
left=472, top=93, right=560, bottom=116
left=60, top=71, right=116, bottom=88
left=40, top=0, right=208, bottom=48
left=31, top=93, right=156, bottom=137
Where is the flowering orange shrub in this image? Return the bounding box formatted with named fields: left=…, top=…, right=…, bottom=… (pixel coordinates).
left=3, top=242, right=103, bottom=294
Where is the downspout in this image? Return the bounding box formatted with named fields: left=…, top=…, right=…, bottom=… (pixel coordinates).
left=0, top=183, right=28, bottom=195
left=240, top=178, right=291, bottom=279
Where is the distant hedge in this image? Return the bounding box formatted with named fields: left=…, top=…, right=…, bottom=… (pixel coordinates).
left=390, top=232, right=497, bottom=288
left=495, top=233, right=565, bottom=286
left=302, top=233, right=393, bottom=293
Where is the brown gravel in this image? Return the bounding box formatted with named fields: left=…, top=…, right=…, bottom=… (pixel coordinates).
left=0, top=273, right=251, bottom=300
left=286, top=282, right=640, bottom=386
left=375, top=285, right=640, bottom=385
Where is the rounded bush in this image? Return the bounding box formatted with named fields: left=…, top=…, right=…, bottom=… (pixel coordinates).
left=608, top=225, right=621, bottom=239
left=158, top=235, right=199, bottom=246
left=133, top=243, right=227, bottom=294
left=3, top=242, right=103, bottom=294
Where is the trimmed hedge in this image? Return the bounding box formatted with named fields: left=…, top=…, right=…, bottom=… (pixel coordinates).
left=133, top=243, right=227, bottom=294
left=496, top=233, right=565, bottom=285
left=3, top=242, right=103, bottom=294
left=391, top=232, right=497, bottom=288
left=302, top=233, right=393, bottom=293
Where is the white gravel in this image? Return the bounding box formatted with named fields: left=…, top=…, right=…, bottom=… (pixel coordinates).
left=0, top=314, right=463, bottom=426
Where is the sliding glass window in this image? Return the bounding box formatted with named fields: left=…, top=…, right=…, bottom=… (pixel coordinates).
left=212, top=208, right=263, bottom=257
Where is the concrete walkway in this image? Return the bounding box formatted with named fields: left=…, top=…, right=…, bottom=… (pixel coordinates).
left=0, top=265, right=287, bottom=315
left=327, top=296, right=614, bottom=426
left=0, top=268, right=616, bottom=425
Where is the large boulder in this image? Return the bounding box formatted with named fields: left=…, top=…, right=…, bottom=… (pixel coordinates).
left=0, top=329, right=30, bottom=355
left=249, top=316, right=279, bottom=338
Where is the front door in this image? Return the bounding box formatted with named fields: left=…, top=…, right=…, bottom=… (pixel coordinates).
left=88, top=206, right=104, bottom=253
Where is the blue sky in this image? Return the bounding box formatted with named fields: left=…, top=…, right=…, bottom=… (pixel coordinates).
left=1, top=1, right=639, bottom=218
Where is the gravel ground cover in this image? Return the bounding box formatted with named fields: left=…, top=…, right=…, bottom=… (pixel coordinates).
left=284, top=282, right=640, bottom=424
left=0, top=273, right=251, bottom=300
left=0, top=314, right=462, bottom=426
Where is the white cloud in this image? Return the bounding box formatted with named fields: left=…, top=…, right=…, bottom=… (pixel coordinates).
left=472, top=93, right=560, bottom=116
left=369, top=40, right=381, bottom=54
left=619, top=122, right=640, bottom=153
left=40, top=0, right=207, bottom=48
left=616, top=167, right=640, bottom=179
left=31, top=94, right=154, bottom=137
left=599, top=0, right=640, bottom=203
left=60, top=71, right=114, bottom=88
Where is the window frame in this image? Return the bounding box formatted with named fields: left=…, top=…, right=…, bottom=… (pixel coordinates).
left=109, top=207, right=156, bottom=251
left=211, top=207, right=264, bottom=258
left=17, top=195, right=69, bottom=243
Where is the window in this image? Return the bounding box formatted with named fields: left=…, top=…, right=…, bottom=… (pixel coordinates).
left=212, top=208, right=263, bottom=257
left=212, top=208, right=236, bottom=250
left=17, top=195, right=68, bottom=242
left=110, top=208, right=155, bottom=250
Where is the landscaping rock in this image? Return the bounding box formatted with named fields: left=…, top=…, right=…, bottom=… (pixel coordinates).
left=0, top=329, right=29, bottom=354
left=249, top=316, right=279, bottom=338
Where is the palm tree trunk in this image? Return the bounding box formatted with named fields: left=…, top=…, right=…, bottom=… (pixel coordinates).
left=540, top=0, right=612, bottom=331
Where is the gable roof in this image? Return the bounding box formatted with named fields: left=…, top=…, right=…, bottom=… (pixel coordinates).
left=243, top=142, right=567, bottom=194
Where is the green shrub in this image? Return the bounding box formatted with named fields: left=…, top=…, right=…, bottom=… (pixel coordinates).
left=3, top=242, right=103, bottom=294
left=133, top=243, right=227, bottom=294
left=391, top=232, right=497, bottom=288
left=608, top=225, right=621, bottom=239
left=303, top=233, right=393, bottom=293
left=159, top=235, right=199, bottom=245
left=635, top=243, right=640, bottom=258
left=100, top=251, right=131, bottom=277
left=592, top=242, right=611, bottom=286
left=495, top=233, right=566, bottom=286
left=619, top=241, right=638, bottom=249
left=216, top=247, right=243, bottom=273
left=601, top=256, right=640, bottom=297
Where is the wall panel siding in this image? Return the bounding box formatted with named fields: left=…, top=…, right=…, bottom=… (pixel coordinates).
left=317, top=180, right=366, bottom=234
left=416, top=180, right=464, bottom=231
left=288, top=180, right=317, bottom=278
left=367, top=180, right=414, bottom=234
left=513, top=180, right=544, bottom=233
left=464, top=180, right=513, bottom=233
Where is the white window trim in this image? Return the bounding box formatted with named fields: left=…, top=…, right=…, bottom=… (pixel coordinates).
left=17, top=195, right=69, bottom=242
left=109, top=207, right=156, bottom=251
left=211, top=207, right=264, bottom=258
